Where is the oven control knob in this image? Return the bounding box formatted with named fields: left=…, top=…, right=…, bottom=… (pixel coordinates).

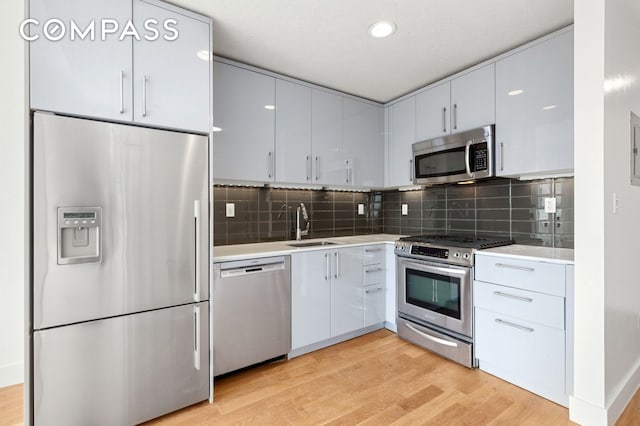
left=453, top=252, right=460, bottom=258
left=462, top=253, right=470, bottom=260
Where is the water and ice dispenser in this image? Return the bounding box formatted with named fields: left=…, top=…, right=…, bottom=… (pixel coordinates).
left=57, top=207, right=102, bottom=265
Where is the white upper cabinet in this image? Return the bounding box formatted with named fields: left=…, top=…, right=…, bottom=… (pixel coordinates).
left=415, top=82, right=450, bottom=141
left=416, top=64, right=495, bottom=142
left=212, top=61, right=275, bottom=182
left=29, top=0, right=211, bottom=133
left=30, top=0, right=133, bottom=122
left=496, top=30, right=574, bottom=177
left=342, top=98, right=384, bottom=188
left=311, top=89, right=343, bottom=186
left=275, top=80, right=312, bottom=184
left=387, top=96, right=416, bottom=187
left=132, top=0, right=210, bottom=133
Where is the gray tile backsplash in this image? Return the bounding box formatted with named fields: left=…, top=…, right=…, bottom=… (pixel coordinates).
left=213, top=177, right=573, bottom=248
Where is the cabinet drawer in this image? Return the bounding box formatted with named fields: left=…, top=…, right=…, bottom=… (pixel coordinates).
left=474, top=254, right=565, bottom=297
left=363, top=266, right=384, bottom=286
left=364, top=285, right=386, bottom=327
left=474, top=281, right=564, bottom=329
left=475, top=307, right=565, bottom=398
left=363, top=246, right=384, bottom=265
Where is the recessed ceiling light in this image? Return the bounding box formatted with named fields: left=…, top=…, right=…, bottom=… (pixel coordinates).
left=368, top=21, right=396, bottom=38
left=542, top=105, right=558, bottom=110
left=508, top=89, right=524, bottom=96
left=211, top=126, right=222, bottom=132
left=264, top=105, right=275, bottom=110
left=197, top=50, right=212, bottom=62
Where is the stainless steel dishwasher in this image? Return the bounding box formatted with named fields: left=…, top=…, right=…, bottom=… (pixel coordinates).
left=213, top=256, right=291, bottom=376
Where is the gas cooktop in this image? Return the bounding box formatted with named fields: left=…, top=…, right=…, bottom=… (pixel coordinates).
left=395, top=234, right=514, bottom=266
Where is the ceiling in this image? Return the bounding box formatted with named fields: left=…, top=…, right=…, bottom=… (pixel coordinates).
left=172, top=0, right=574, bottom=103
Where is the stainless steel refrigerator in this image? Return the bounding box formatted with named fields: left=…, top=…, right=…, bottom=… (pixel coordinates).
left=30, top=112, right=210, bottom=425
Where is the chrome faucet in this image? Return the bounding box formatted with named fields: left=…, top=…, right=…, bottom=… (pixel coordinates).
left=296, top=203, right=310, bottom=241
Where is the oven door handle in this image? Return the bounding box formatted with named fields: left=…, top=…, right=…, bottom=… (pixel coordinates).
left=404, top=322, right=458, bottom=348
left=401, top=259, right=469, bottom=278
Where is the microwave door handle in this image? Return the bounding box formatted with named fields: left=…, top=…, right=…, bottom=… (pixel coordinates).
left=464, top=140, right=474, bottom=178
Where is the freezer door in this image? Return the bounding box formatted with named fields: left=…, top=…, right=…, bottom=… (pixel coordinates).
left=33, top=302, right=209, bottom=426
left=33, top=113, right=209, bottom=329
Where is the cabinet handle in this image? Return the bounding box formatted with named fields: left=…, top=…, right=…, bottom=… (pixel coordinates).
left=365, top=268, right=383, bottom=273
left=453, top=103, right=458, bottom=130
left=500, top=142, right=504, bottom=172
left=348, top=161, right=353, bottom=184
left=495, top=318, right=534, bottom=333
left=306, top=156, right=311, bottom=181
left=142, top=75, right=148, bottom=117
left=315, top=156, right=320, bottom=181
left=442, top=106, right=447, bottom=132
left=345, top=160, right=350, bottom=184
left=119, top=71, right=125, bottom=114
left=364, top=248, right=382, bottom=253
left=334, top=252, right=339, bottom=279
left=493, top=291, right=533, bottom=303
left=495, top=263, right=535, bottom=272
left=268, top=152, right=273, bottom=179
left=404, top=322, right=458, bottom=347
left=365, top=287, right=384, bottom=294
left=194, top=200, right=201, bottom=302
left=193, top=306, right=201, bottom=370
left=324, top=253, right=329, bottom=280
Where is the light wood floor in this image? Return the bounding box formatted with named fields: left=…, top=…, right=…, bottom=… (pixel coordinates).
left=1, top=329, right=638, bottom=425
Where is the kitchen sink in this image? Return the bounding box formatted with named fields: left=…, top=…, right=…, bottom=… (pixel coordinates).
left=287, top=241, right=339, bottom=248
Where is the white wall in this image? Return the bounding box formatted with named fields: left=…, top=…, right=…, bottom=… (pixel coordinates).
left=572, top=0, right=640, bottom=424
left=0, top=0, right=27, bottom=388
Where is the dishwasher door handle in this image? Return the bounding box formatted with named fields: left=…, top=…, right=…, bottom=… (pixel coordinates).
left=219, top=257, right=287, bottom=278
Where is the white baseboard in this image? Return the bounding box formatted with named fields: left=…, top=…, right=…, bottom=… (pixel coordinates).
left=569, top=396, right=607, bottom=426
left=0, top=361, right=23, bottom=388
left=605, top=356, right=640, bottom=425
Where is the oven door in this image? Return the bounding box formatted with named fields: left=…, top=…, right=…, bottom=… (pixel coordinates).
left=397, top=257, right=472, bottom=338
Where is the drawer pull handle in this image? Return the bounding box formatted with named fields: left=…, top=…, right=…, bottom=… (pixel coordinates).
left=495, top=318, right=534, bottom=333
left=493, top=291, right=533, bottom=303
left=365, top=287, right=384, bottom=294
left=364, top=248, right=382, bottom=253
left=404, top=322, right=458, bottom=347
left=365, top=268, right=383, bottom=273
left=495, top=263, right=535, bottom=272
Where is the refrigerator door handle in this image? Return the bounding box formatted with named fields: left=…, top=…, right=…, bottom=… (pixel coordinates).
left=194, top=200, right=201, bottom=302
left=194, top=306, right=201, bottom=370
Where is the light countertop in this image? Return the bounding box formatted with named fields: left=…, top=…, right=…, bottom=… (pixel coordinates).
left=477, top=244, right=574, bottom=264
left=213, top=234, right=403, bottom=262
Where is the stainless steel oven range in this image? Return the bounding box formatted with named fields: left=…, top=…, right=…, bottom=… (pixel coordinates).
left=395, top=235, right=513, bottom=367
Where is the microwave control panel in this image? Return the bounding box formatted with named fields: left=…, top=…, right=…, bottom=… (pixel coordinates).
left=472, top=141, right=488, bottom=172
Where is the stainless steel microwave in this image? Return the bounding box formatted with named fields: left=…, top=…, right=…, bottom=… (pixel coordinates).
left=412, top=125, right=495, bottom=185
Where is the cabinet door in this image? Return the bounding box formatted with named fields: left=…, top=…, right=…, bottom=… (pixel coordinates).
left=275, top=80, right=312, bottom=184
left=212, top=61, right=275, bottom=182
left=387, top=97, right=416, bottom=187
left=30, top=0, right=133, bottom=122
left=133, top=0, right=210, bottom=133
left=311, top=89, right=343, bottom=185
left=342, top=98, right=384, bottom=187
left=416, top=82, right=450, bottom=141
left=496, top=31, right=573, bottom=177
left=450, top=64, right=495, bottom=133
left=331, top=247, right=364, bottom=336
left=291, top=250, right=331, bottom=349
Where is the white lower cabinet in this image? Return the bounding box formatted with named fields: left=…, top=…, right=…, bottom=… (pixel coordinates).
left=291, top=244, right=388, bottom=352
left=474, top=252, right=573, bottom=407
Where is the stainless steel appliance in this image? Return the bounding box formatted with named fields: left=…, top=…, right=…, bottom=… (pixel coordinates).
left=213, top=256, right=291, bottom=376
left=412, top=125, right=495, bottom=185
left=30, top=112, right=210, bottom=425
left=395, top=235, right=513, bottom=367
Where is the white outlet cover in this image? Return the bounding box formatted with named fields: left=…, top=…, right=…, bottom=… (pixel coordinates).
left=226, top=203, right=235, bottom=217
left=544, top=197, right=556, bottom=214
left=358, top=204, right=365, bottom=215
left=401, top=204, right=408, bottom=215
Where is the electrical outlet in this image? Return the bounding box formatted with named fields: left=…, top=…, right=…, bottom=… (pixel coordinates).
left=358, top=204, right=365, bottom=215
left=401, top=204, right=408, bottom=216
left=613, top=192, right=619, bottom=214
left=544, top=197, right=556, bottom=214
left=225, top=203, right=235, bottom=218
